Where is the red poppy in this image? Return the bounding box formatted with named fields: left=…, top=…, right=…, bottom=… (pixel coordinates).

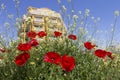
left=17, top=43, right=32, bottom=51
left=84, top=42, right=96, bottom=50
left=61, top=54, right=75, bottom=72
left=14, top=52, right=30, bottom=66
left=0, top=48, right=5, bottom=53
left=43, top=52, right=61, bottom=65
left=68, top=34, right=77, bottom=40
left=54, top=31, right=62, bottom=37
left=106, top=51, right=114, bottom=60
left=94, top=49, right=107, bottom=59
left=29, top=39, right=39, bottom=47
left=27, top=31, right=37, bottom=38
left=38, top=31, right=47, bottom=38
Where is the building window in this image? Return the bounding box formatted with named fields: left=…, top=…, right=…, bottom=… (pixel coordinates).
left=34, top=25, right=43, bottom=28
left=34, top=18, right=44, bottom=23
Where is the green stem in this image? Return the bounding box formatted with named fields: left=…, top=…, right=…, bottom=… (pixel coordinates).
left=109, top=16, right=118, bottom=47
left=49, top=65, right=54, bottom=80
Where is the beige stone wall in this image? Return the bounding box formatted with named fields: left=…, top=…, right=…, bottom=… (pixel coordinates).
left=18, top=7, right=67, bottom=42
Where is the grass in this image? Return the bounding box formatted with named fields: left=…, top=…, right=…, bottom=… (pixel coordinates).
left=0, top=38, right=120, bottom=80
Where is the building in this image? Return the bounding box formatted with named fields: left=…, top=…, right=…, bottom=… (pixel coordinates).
left=18, top=7, right=67, bottom=42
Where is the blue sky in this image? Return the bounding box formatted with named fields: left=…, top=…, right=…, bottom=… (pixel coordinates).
left=0, top=0, right=120, bottom=46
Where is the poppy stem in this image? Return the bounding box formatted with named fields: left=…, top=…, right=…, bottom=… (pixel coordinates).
left=109, top=16, right=118, bottom=47
left=49, top=65, right=54, bottom=79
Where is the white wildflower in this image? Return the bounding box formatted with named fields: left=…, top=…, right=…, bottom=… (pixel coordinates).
left=73, top=15, right=78, bottom=19
left=88, top=36, right=92, bottom=39
left=30, top=62, right=35, bottom=65
left=8, top=14, right=14, bottom=19
left=15, top=22, right=20, bottom=28
left=4, top=22, right=10, bottom=30
left=58, top=0, right=61, bottom=4
left=16, top=0, right=20, bottom=4
left=85, top=9, right=90, bottom=16
left=79, top=27, right=88, bottom=35
left=111, top=28, right=114, bottom=32
left=16, top=18, right=22, bottom=22
left=1, top=3, right=6, bottom=10
left=114, top=10, right=119, bottom=16
left=4, top=22, right=10, bottom=27
left=71, top=10, right=74, bottom=13
left=13, top=0, right=20, bottom=7
left=78, top=11, right=82, bottom=14
left=72, top=23, right=76, bottom=28
left=0, top=34, right=3, bottom=38
left=23, top=14, right=27, bottom=20
left=62, top=5, right=66, bottom=12
left=79, top=27, right=84, bottom=31
left=0, top=59, right=4, bottom=64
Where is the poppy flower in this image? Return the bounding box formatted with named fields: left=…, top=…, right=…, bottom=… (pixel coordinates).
left=68, top=34, right=77, bottom=40
left=43, top=52, right=61, bottom=65
left=27, top=31, right=37, bottom=38
left=29, top=39, right=39, bottom=47
left=54, top=31, right=62, bottom=37
left=17, top=43, right=32, bottom=51
left=106, top=51, right=114, bottom=60
left=61, top=54, right=75, bottom=72
left=38, top=31, right=47, bottom=38
left=14, top=52, right=30, bottom=66
left=94, top=49, right=107, bottom=59
left=84, top=42, right=96, bottom=50
left=0, top=48, right=5, bottom=53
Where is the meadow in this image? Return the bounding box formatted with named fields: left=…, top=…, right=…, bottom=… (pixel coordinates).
left=0, top=0, right=120, bottom=80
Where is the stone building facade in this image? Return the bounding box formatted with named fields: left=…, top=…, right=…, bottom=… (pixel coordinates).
left=18, top=7, right=67, bottom=42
